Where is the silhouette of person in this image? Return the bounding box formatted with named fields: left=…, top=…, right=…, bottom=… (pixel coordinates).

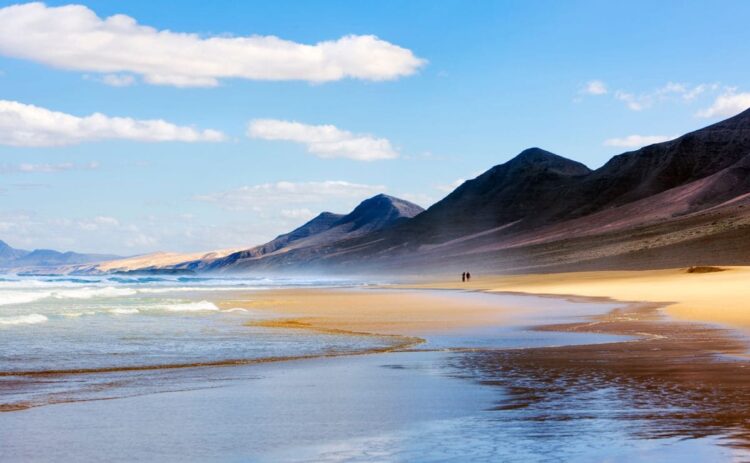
left=462, top=272, right=466, bottom=282
left=466, top=272, right=471, bottom=282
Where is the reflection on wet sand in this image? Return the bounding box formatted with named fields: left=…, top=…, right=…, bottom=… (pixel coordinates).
left=455, top=301, right=750, bottom=451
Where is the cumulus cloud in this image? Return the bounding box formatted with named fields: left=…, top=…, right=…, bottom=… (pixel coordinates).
left=583, top=80, right=607, bottom=95
left=0, top=161, right=99, bottom=174
left=0, top=3, right=425, bottom=87
left=196, top=180, right=385, bottom=212
left=603, top=134, right=676, bottom=149
left=248, top=119, right=399, bottom=161
left=0, top=99, right=225, bottom=147
left=696, top=91, right=750, bottom=118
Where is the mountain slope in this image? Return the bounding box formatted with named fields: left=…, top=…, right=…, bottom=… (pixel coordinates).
left=198, top=194, right=424, bottom=272
left=394, top=147, right=591, bottom=241
left=0, top=240, right=28, bottom=262
left=64, top=108, right=750, bottom=275
left=220, top=109, right=750, bottom=273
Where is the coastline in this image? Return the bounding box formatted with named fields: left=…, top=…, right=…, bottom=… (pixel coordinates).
left=4, top=274, right=750, bottom=460
left=400, top=266, right=750, bottom=333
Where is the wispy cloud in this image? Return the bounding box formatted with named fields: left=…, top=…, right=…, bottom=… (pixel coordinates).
left=613, top=82, right=717, bottom=111
left=0, top=161, right=100, bottom=174
left=0, top=99, right=225, bottom=147
left=603, top=134, right=676, bottom=148
left=696, top=90, right=750, bottom=118
left=0, top=3, right=425, bottom=87
left=581, top=80, right=722, bottom=111
left=280, top=208, right=315, bottom=220
left=0, top=210, right=246, bottom=255
left=195, top=180, right=385, bottom=213
left=247, top=119, right=399, bottom=161
left=100, top=74, right=136, bottom=87
left=582, top=80, right=608, bottom=95
left=435, top=178, right=465, bottom=193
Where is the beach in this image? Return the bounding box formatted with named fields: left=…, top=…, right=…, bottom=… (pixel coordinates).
left=2, top=270, right=750, bottom=461
left=408, top=266, right=750, bottom=333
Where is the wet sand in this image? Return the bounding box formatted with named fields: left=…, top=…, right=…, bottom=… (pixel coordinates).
left=3, top=275, right=750, bottom=461
left=399, top=267, right=750, bottom=452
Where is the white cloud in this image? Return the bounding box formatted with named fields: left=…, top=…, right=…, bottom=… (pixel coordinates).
left=613, top=82, right=720, bottom=111
left=280, top=208, right=315, bottom=220
left=435, top=178, right=465, bottom=193
left=101, top=74, right=136, bottom=87
left=583, top=80, right=607, bottom=95
left=0, top=210, right=256, bottom=255
left=248, top=119, right=399, bottom=161
left=196, top=180, right=385, bottom=212
left=603, top=134, right=676, bottom=149
left=0, top=99, right=225, bottom=147
left=614, top=90, right=645, bottom=111
left=0, top=3, right=425, bottom=87
left=0, top=161, right=99, bottom=174
left=696, top=91, right=750, bottom=118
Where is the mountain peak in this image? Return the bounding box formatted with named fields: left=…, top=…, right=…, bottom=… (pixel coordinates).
left=514, top=147, right=558, bottom=160
left=336, top=194, right=424, bottom=232
left=508, top=147, right=591, bottom=175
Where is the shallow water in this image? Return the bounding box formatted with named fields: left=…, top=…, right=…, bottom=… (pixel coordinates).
left=0, top=275, right=397, bottom=410
left=2, top=276, right=749, bottom=461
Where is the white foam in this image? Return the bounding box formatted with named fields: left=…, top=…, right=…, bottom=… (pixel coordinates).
left=0, top=313, right=49, bottom=325
left=109, top=308, right=140, bottom=315
left=137, top=286, right=254, bottom=294
left=157, top=301, right=221, bottom=313
left=62, top=311, right=98, bottom=318
left=52, top=287, right=137, bottom=300
left=222, top=308, right=248, bottom=313
left=0, top=291, right=51, bottom=306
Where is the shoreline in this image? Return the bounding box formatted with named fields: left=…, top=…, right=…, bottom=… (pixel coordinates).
left=5, top=273, right=750, bottom=459
left=5, top=269, right=750, bottom=420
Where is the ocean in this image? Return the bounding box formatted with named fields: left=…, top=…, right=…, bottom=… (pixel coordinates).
left=0, top=275, right=397, bottom=411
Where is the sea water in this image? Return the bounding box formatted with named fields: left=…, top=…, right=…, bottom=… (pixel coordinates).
left=0, top=275, right=395, bottom=410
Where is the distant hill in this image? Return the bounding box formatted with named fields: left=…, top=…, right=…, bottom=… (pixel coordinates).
left=0, top=240, right=119, bottom=271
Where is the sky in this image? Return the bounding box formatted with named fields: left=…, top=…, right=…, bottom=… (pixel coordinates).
left=1, top=0, right=749, bottom=255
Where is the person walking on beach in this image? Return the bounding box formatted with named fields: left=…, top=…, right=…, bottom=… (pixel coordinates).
left=462, top=272, right=466, bottom=282
left=466, top=271, right=471, bottom=282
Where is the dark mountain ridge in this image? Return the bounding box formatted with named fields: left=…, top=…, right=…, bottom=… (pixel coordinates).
left=201, top=108, right=750, bottom=273
left=65, top=107, right=750, bottom=275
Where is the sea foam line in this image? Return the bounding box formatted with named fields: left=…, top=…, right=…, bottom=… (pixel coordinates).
left=0, top=313, right=48, bottom=326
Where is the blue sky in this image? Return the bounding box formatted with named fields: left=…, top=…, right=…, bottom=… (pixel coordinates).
left=0, top=0, right=749, bottom=255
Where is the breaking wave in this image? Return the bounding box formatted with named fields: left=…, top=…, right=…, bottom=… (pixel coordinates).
left=0, top=313, right=48, bottom=326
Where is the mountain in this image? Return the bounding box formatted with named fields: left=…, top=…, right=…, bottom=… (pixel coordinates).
left=0, top=240, right=28, bottom=261
left=77, top=194, right=425, bottom=275
left=206, top=108, right=750, bottom=273
left=193, top=194, right=424, bottom=272
left=67, top=108, right=750, bottom=275
left=0, top=240, right=119, bottom=271
left=391, top=147, right=592, bottom=241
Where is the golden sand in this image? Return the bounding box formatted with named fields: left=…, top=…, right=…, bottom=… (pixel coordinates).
left=220, top=288, right=537, bottom=337
left=406, top=266, right=750, bottom=333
